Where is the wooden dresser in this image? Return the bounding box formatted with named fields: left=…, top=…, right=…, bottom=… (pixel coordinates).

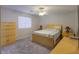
left=0, top=22, right=16, bottom=47
left=50, top=37, right=79, bottom=54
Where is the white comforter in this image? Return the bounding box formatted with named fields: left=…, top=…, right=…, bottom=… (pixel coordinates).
left=33, top=29, right=60, bottom=41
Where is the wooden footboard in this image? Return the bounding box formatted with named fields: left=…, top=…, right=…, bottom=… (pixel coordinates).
left=32, top=34, right=54, bottom=48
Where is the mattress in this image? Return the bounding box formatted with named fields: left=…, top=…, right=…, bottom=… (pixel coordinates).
left=33, top=29, right=60, bottom=41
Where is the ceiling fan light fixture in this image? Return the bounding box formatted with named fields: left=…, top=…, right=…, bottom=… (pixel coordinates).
left=39, top=11, right=46, bottom=16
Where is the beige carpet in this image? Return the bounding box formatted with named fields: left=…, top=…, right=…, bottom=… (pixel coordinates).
left=1, top=37, right=51, bottom=54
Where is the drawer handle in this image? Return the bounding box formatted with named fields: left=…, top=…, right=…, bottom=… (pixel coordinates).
left=6, top=40, right=9, bottom=42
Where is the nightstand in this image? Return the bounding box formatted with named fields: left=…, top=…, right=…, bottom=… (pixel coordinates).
left=62, top=32, right=74, bottom=37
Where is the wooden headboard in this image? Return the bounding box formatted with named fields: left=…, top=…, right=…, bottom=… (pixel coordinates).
left=47, top=24, right=62, bottom=38
left=46, top=24, right=62, bottom=30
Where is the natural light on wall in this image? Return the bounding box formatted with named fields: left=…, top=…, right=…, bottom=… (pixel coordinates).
left=18, top=16, right=32, bottom=29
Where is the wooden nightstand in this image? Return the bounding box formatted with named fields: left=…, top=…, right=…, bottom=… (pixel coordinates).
left=62, top=32, right=74, bottom=37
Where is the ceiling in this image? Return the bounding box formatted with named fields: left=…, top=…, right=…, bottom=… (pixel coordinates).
left=3, top=5, right=77, bottom=16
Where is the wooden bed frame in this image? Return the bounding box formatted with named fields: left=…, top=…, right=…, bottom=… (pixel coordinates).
left=32, top=24, right=62, bottom=48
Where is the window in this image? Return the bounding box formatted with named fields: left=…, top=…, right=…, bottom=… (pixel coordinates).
left=18, top=16, right=32, bottom=29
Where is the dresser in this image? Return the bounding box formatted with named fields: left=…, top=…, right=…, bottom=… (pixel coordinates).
left=0, top=22, right=16, bottom=47
left=50, top=37, right=79, bottom=54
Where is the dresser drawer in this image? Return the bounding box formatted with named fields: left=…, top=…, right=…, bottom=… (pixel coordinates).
left=7, top=37, right=16, bottom=45
left=0, top=39, right=7, bottom=46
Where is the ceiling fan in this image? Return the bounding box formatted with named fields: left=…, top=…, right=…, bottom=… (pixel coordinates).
left=33, top=6, right=48, bottom=16
left=38, top=7, right=46, bottom=16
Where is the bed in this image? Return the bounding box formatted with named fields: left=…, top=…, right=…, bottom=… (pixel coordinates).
left=32, top=24, right=62, bottom=48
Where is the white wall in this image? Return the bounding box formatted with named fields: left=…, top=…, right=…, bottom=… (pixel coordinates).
left=77, top=6, right=79, bottom=36
left=74, top=6, right=78, bottom=36
left=39, top=8, right=78, bottom=35
left=0, top=6, right=1, bottom=22
left=1, top=6, right=40, bottom=40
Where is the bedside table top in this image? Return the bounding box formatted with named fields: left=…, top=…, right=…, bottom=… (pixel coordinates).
left=62, top=32, right=74, bottom=37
